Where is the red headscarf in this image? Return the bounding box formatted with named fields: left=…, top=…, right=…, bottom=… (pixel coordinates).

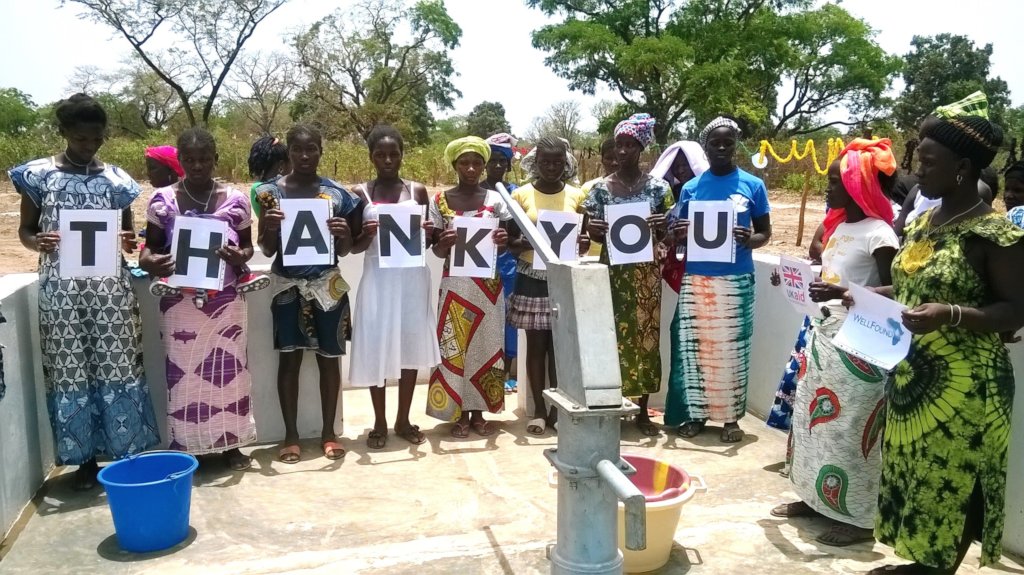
left=821, top=138, right=896, bottom=244
left=145, top=145, right=184, bottom=177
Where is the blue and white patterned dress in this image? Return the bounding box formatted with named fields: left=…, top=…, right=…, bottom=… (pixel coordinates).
left=9, top=157, right=160, bottom=465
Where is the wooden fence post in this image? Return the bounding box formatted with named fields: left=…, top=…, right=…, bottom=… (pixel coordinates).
left=796, top=173, right=810, bottom=247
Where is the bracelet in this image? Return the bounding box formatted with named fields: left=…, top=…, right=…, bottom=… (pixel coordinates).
left=951, top=304, right=963, bottom=327
left=948, top=304, right=954, bottom=325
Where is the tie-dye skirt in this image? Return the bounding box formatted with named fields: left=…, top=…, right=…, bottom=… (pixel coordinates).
left=159, top=288, right=257, bottom=454
left=665, top=273, right=754, bottom=425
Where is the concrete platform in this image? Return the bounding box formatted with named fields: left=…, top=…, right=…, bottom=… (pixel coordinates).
left=1, top=385, right=1022, bottom=575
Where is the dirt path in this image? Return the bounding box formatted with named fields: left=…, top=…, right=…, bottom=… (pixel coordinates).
left=0, top=182, right=825, bottom=275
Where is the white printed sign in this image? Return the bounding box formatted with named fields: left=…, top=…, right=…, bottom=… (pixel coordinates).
left=778, top=256, right=819, bottom=316
left=686, top=200, right=735, bottom=263
left=168, top=216, right=228, bottom=291
left=534, top=210, right=581, bottom=271
left=58, top=209, right=120, bottom=278
left=376, top=203, right=426, bottom=268
left=606, top=202, right=653, bottom=266
left=832, top=282, right=911, bottom=371
left=280, top=198, right=333, bottom=267
left=450, top=216, right=498, bottom=278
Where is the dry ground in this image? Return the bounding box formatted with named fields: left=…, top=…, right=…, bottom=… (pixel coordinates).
left=0, top=181, right=825, bottom=275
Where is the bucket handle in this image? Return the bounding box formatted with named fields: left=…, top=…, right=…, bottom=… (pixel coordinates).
left=166, top=470, right=192, bottom=481
left=689, top=474, right=708, bottom=493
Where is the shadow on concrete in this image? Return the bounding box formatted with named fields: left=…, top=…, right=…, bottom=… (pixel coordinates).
left=95, top=526, right=198, bottom=562
left=245, top=440, right=348, bottom=477
left=34, top=472, right=108, bottom=516
left=660, top=428, right=761, bottom=458
left=637, top=542, right=701, bottom=573
left=757, top=517, right=885, bottom=563
left=482, top=525, right=517, bottom=575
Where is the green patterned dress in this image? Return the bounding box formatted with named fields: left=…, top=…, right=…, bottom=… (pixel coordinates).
left=581, top=176, right=673, bottom=397
left=877, top=211, right=1023, bottom=569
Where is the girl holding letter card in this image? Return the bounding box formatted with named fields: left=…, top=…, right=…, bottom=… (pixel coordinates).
left=427, top=137, right=511, bottom=438
left=256, top=124, right=362, bottom=464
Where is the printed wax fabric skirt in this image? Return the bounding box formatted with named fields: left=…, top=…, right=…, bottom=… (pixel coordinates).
left=765, top=315, right=812, bottom=431
left=160, top=288, right=256, bottom=454
left=605, top=256, right=663, bottom=397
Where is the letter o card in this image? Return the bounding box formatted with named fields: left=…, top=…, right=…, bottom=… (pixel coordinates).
left=280, top=198, right=334, bottom=267
left=606, top=202, right=653, bottom=266
left=59, top=209, right=120, bottom=278
left=686, top=200, right=735, bottom=263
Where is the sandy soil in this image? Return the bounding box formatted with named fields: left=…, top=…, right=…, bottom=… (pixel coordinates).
left=0, top=181, right=825, bottom=275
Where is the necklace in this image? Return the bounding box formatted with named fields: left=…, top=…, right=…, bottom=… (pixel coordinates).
left=928, top=199, right=983, bottom=231
left=181, top=179, right=216, bottom=212
left=62, top=149, right=92, bottom=175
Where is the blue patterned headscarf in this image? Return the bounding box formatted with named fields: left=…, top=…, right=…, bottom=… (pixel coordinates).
left=614, top=113, right=657, bottom=148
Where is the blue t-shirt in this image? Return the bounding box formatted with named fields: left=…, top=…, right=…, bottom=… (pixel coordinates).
left=671, top=168, right=770, bottom=277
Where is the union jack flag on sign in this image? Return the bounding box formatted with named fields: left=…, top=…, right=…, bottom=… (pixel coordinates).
left=782, top=265, right=804, bottom=289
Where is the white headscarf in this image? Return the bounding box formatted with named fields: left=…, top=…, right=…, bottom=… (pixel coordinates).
left=649, top=141, right=709, bottom=186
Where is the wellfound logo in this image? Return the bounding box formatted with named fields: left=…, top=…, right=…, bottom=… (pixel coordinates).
left=851, top=313, right=906, bottom=346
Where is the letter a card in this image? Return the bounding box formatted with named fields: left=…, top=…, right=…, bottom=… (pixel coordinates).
left=58, top=209, right=120, bottom=278
left=280, top=198, right=333, bottom=267
left=606, top=202, right=653, bottom=266
left=686, top=200, right=735, bottom=263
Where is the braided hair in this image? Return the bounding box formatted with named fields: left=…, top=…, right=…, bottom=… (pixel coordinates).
left=248, top=135, right=287, bottom=181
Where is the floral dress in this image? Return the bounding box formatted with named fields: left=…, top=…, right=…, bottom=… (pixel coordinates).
left=876, top=211, right=1023, bottom=569
left=581, top=176, right=674, bottom=396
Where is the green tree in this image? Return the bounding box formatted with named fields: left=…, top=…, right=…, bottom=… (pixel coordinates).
left=527, top=0, right=808, bottom=145
left=0, top=88, right=39, bottom=135
left=62, top=0, right=288, bottom=127
left=770, top=4, right=901, bottom=137
left=466, top=101, right=511, bottom=138
left=894, top=34, right=1011, bottom=130
left=293, top=0, right=462, bottom=144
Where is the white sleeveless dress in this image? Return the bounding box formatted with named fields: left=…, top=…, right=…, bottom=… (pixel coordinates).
left=349, top=191, right=441, bottom=387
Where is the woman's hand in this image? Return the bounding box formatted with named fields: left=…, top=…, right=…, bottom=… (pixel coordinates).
left=577, top=233, right=591, bottom=256
left=492, top=227, right=508, bottom=248
left=327, top=217, right=351, bottom=240
left=141, top=253, right=176, bottom=277
left=361, top=219, right=379, bottom=240
left=647, top=213, right=668, bottom=233
left=217, top=245, right=249, bottom=267
left=670, top=219, right=689, bottom=243
left=587, top=218, right=608, bottom=242
left=35, top=231, right=60, bottom=253
left=435, top=228, right=457, bottom=251
left=902, top=303, right=951, bottom=334
left=808, top=281, right=846, bottom=303
left=422, top=218, right=435, bottom=237
left=733, top=225, right=752, bottom=246
left=262, top=208, right=285, bottom=232
left=1002, top=331, right=1022, bottom=344
left=769, top=269, right=781, bottom=287
left=120, top=230, right=138, bottom=254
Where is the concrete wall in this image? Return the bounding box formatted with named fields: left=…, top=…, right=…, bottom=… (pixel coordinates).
left=3, top=253, right=1024, bottom=555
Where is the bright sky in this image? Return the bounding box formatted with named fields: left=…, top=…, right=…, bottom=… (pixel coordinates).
left=0, top=0, right=1020, bottom=135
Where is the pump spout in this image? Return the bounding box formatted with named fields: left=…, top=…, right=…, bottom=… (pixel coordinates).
left=595, top=459, right=647, bottom=551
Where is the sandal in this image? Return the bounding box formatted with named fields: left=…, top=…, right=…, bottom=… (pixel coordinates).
left=451, top=422, right=470, bottom=438
left=527, top=417, right=547, bottom=436
left=366, top=429, right=388, bottom=450
left=636, top=419, right=660, bottom=437
left=395, top=424, right=426, bottom=445
left=676, top=421, right=705, bottom=438
left=721, top=423, right=744, bottom=443
left=72, top=461, right=99, bottom=491
left=278, top=444, right=301, bottom=464
left=223, top=449, right=252, bottom=471
left=470, top=420, right=495, bottom=437
left=322, top=440, right=346, bottom=460
left=815, top=523, right=874, bottom=547
left=770, top=501, right=820, bottom=518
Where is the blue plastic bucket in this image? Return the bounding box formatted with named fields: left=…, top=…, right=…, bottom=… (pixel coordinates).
left=97, top=452, right=199, bottom=553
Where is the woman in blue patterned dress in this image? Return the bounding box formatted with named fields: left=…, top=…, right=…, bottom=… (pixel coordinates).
left=10, top=94, right=159, bottom=490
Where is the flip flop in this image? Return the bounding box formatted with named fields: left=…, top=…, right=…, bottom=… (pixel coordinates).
left=676, top=421, right=705, bottom=438
left=322, top=440, right=346, bottom=460
left=770, top=501, right=819, bottom=518
left=395, top=424, right=426, bottom=445
left=223, top=450, right=252, bottom=471
left=636, top=420, right=661, bottom=437
left=721, top=424, right=744, bottom=443
left=366, top=429, right=388, bottom=450
left=815, top=524, right=875, bottom=547
left=451, top=422, right=470, bottom=438
left=527, top=417, right=546, bottom=436
left=278, top=444, right=301, bottom=464
left=470, top=420, right=496, bottom=437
